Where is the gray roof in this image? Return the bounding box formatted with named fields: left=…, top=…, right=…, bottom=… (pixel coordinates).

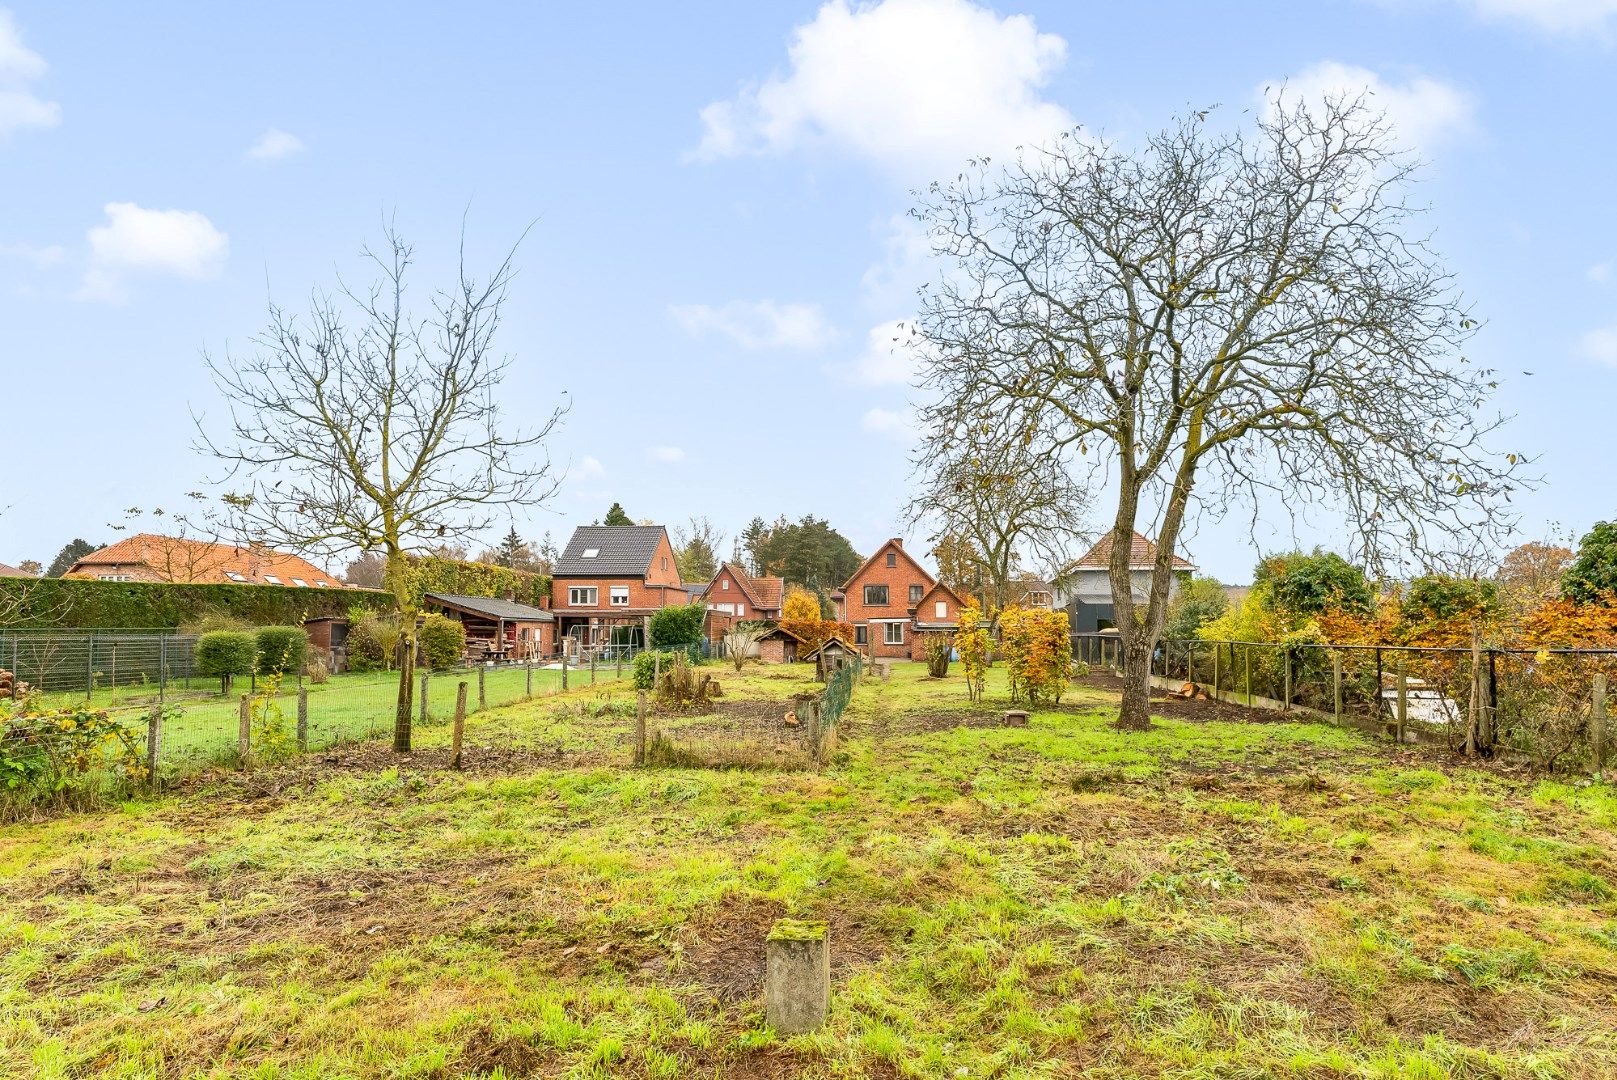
left=553, top=525, right=669, bottom=577
left=425, top=593, right=553, bottom=621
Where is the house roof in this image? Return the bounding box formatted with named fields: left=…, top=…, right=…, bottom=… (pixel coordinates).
left=425, top=592, right=553, bottom=622
left=756, top=624, right=807, bottom=643
left=802, top=635, right=857, bottom=659
left=1070, top=531, right=1195, bottom=572
left=0, top=562, right=37, bottom=578
left=553, top=525, right=670, bottom=577
left=838, top=537, right=937, bottom=593
left=704, top=562, right=785, bottom=612
left=65, top=533, right=338, bottom=586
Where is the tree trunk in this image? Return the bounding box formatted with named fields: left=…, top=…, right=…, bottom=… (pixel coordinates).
left=1117, top=631, right=1154, bottom=731
left=394, top=617, right=416, bottom=752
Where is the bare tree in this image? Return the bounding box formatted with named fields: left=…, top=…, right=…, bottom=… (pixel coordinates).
left=199, top=224, right=566, bottom=750
left=911, top=98, right=1525, bottom=730
left=673, top=516, right=725, bottom=583
left=904, top=434, right=1091, bottom=613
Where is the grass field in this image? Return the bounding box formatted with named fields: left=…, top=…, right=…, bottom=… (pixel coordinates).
left=3, top=661, right=1617, bottom=1078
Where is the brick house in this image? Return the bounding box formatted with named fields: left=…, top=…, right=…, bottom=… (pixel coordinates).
left=425, top=592, right=555, bottom=661
left=64, top=533, right=339, bottom=586
left=550, top=525, right=688, bottom=656
left=831, top=538, right=968, bottom=661
left=700, top=561, right=785, bottom=640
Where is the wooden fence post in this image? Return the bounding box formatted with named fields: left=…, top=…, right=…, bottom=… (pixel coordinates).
left=1244, top=646, right=1252, bottom=705
left=526, top=661, right=533, bottom=698
left=452, top=681, right=468, bottom=770
left=1332, top=652, right=1343, bottom=725
left=590, top=654, right=597, bottom=686
left=1187, top=643, right=1195, bottom=689
left=238, top=694, right=251, bottom=768
left=1282, top=648, right=1291, bottom=711
left=1211, top=644, right=1220, bottom=703
left=1594, top=673, right=1608, bottom=780
left=297, top=687, right=308, bottom=751
left=1395, top=660, right=1409, bottom=744
left=419, top=671, right=430, bottom=726
left=635, top=691, right=648, bottom=766
left=562, top=653, right=570, bottom=692
left=477, top=665, right=486, bottom=711
left=146, top=705, right=161, bottom=785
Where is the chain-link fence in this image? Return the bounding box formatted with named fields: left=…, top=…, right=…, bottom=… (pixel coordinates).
left=0, top=629, right=202, bottom=700
left=1078, top=633, right=1617, bottom=771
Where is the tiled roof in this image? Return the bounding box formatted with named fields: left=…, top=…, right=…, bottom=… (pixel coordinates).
left=65, top=533, right=338, bottom=586
left=553, top=525, right=669, bottom=577
left=425, top=593, right=553, bottom=621
left=1071, top=532, right=1195, bottom=572
left=0, top=562, right=37, bottom=578
left=709, top=562, right=785, bottom=612
left=838, top=537, right=937, bottom=593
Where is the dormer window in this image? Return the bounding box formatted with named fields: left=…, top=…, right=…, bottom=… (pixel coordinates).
left=582, top=548, right=600, bottom=558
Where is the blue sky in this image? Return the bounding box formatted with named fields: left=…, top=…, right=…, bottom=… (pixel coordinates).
left=1, top=0, right=1613, bottom=584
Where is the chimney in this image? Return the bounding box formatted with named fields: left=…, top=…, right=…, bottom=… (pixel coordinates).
left=891, top=537, right=903, bottom=548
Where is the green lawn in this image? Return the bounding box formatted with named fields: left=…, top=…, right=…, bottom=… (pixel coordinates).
left=2, top=661, right=1616, bottom=1078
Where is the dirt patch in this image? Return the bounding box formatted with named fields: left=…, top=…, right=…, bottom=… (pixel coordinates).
left=1076, top=669, right=1286, bottom=723
left=457, top=1026, right=555, bottom=1078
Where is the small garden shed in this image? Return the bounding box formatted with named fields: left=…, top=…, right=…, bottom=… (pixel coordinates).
left=424, top=593, right=554, bottom=661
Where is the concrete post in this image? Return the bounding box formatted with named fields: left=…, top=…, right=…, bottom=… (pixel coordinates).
left=1594, top=673, right=1608, bottom=780
left=765, top=919, right=829, bottom=1035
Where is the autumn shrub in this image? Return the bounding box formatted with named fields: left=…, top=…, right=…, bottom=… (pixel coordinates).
left=0, top=701, right=147, bottom=808
left=955, top=602, right=991, bottom=703
left=999, top=605, right=1074, bottom=706
left=919, top=631, right=952, bottom=678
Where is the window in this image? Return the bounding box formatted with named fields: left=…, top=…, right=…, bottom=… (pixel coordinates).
left=610, top=586, right=629, bottom=606
left=569, top=586, right=598, bottom=606
left=582, top=548, right=600, bottom=558
left=225, top=571, right=247, bottom=582
left=714, top=603, right=734, bottom=615
left=854, top=625, right=868, bottom=644
left=1029, top=591, right=1050, bottom=607
left=98, top=574, right=132, bottom=582
left=721, top=579, right=729, bottom=590
left=909, top=584, right=924, bottom=603
left=935, top=600, right=948, bottom=619
left=737, top=603, right=746, bottom=617
left=264, top=575, right=282, bottom=585
left=863, top=584, right=889, bottom=605
left=291, top=578, right=308, bottom=587
left=884, top=622, right=904, bottom=645
left=315, top=580, right=331, bottom=588
left=886, top=551, right=897, bottom=567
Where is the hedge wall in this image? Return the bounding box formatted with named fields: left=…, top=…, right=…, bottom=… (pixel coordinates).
left=407, top=557, right=551, bottom=609
left=0, top=578, right=395, bottom=629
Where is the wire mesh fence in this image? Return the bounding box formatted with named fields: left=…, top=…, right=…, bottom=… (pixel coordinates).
left=1077, top=633, right=1617, bottom=770
left=0, top=629, right=202, bottom=700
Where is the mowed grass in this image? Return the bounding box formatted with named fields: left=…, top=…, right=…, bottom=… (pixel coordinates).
left=3, top=662, right=1617, bottom=1078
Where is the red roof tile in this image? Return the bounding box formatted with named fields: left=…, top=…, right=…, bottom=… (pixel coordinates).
left=66, top=533, right=339, bottom=586
left=1071, top=532, right=1195, bottom=571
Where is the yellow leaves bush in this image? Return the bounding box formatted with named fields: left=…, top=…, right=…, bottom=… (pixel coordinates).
left=998, top=605, right=1074, bottom=707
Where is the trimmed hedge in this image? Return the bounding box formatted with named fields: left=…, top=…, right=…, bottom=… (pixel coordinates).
left=408, top=557, right=551, bottom=609
left=649, top=603, right=706, bottom=648
left=255, top=626, right=308, bottom=675
left=0, top=578, right=394, bottom=629
left=196, top=631, right=258, bottom=692
left=420, top=614, right=466, bottom=669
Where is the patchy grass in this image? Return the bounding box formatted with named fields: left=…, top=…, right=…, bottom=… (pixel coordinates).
left=2, top=660, right=1616, bottom=1078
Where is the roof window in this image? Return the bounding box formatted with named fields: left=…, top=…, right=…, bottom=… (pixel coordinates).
left=582, top=548, right=600, bottom=558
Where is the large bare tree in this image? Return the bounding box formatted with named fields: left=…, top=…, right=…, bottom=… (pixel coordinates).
left=910, top=97, right=1524, bottom=730
left=903, top=431, right=1091, bottom=612
left=200, top=225, right=566, bottom=750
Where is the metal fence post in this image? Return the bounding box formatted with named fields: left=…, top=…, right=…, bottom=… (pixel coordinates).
left=297, top=687, right=309, bottom=752
left=238, top=694, right=252, bottom=768
left=1594, top=673, right=1608, bottom=780
left=1211, top=644, right=1220, bottom=702
left=1244, top=646, right=1251, bottom=704
left=158, top=638, right=167, bottom=704
left=478, top=665, right=486, bottom=711
left=563, top=653, right=570, bottom=692
left=86, top=632, right=96, bottom=700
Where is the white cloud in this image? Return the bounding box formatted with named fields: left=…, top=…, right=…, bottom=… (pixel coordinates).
left=1589, top=261, right=1613, bottom=284
left=860, top=214, right=932, bottom=311
left=649, top=446, right=687, bottom=463
left=576, top=455, right=605, bottom=477
left=1263, top=61, right=1476, bottom=152
left=861, top=406, right=916, bottom=439
left=669, top=299, right=836, bottom=350
left=79, top=202, right=229, bottom=301
left=246, top=127, right=306, bottom=161
left=691, top=0, right=1074, bottom=180
left=841, top=319, right=935, bottom=386
left=0, top=240, right=66, bottom=267
left=1578, top=326, right=1617, bottom=366
left=0, top=9, right=59, bottom=140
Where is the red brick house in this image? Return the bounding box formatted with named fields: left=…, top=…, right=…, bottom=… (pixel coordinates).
left=700, top=561, right=786, bottom=639
left=831, top=538, right=968, bottom=661
left=550, top=525, right=688, bottom=656
left=64, top=533, right=339, bottom=586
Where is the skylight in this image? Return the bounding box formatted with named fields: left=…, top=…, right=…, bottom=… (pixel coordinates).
left=225, top=571, right=247, bottom=582
left=291, top=578, right=308, bottom=587
left=264, top=575, right=282, bottom=584
left=582, top=548, right=600, bottom=558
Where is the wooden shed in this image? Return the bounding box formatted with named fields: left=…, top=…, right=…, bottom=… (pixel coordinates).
left=424, top=593, right=555, bottom=662
left=802, top=635, right=858, bottom=681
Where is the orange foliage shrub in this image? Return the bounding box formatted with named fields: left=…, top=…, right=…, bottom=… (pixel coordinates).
left=998, top=605, right=1073, bottom=706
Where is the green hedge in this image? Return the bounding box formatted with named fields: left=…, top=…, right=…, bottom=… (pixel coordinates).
left=255, top=626, right=309, bottom=675
left=420, top=614, right=467, bottom=669
left=408, top=557, right=551, bottom=609
left=0, top=578, right=394, bottom=629
left=196, top=631, right=258, bottom=693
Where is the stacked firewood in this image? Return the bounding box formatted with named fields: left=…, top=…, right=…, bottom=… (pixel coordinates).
left=0, top=668, right=29, bottom=699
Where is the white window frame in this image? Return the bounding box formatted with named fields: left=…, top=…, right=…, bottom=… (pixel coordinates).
left=569, top=586, right=598, bottom=606
left=721, top=579, right=730, bottom=590
left=291, top=578, right=308, bottom=587
left=98, top=574, right=133, bottom=582
left=909, top=584, right=924, bottom=603
left=935, top=601, right=948, bottom=619
left=737, top=603, right=746, bottom=617
left=609, top=586, right=629, bottom=606
left=883, top=621, right=905, bottom=645
left=263, top=575, right=282, bottom=585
